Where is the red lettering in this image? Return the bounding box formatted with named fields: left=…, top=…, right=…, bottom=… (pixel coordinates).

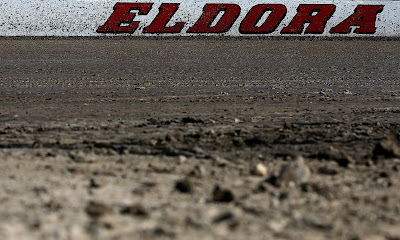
left=143, top=3, right=184, bottom=33
left=187, top=4, right=241, bottom=33
left=330, top=5, right=384, bottom=34
left=97, top=3, right=153, bottom=33
left=240, top=4, right=286, bottom=34
left=281, top=4, right=336, bottom=34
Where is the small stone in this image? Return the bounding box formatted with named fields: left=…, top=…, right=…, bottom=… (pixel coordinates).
left=69, top=151, right=86, bottom=163
left=208, top=129, right=216, bottom=135
left=268, top=218, right=289, bottom=233
left=188, top=165, right=206, bottom=178
left=85, top=201, right=112, bottom=219
left=213, top=156, right=230, bottom=167
left=343, top=89, right=352, bottom=95
left=278, top=156, right=311, bottom=187
left=178, top=155, right=187, bottom=163
left=120, top=203, right=148, bottom=217
left=250, top=163, right=268, bottom=176
left=212, top=185, right=234, bottom=202
left=69, top=151, right=96, bottom=163
left=193, top=146, right=205, bottom=154
left=149, top=139, right=158, bottom=146
left=166, top=134, right=177, bottom=143
left=175, top=179, right=193, bottom=193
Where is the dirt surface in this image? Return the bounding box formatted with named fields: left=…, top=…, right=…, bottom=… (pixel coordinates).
left=1, top=39, right=400, bottom=240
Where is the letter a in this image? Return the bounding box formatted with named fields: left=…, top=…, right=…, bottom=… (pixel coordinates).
left=330, top=5, right=384, bottom=34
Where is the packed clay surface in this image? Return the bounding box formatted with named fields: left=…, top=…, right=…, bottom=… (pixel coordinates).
left=0, top=39, right=400, bottom=239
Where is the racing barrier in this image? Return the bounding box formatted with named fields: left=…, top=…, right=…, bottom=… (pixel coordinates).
left=1, top=0, right=399, bottom=36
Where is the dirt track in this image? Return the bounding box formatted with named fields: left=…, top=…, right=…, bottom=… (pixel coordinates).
left=1, top=39, right=400, bottom=239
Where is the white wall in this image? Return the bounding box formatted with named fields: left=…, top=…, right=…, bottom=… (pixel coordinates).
left=0, top=0, right=399, bottom=36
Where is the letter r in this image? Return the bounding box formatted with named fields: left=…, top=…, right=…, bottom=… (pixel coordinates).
left=281, top=4, right=336, bottom=34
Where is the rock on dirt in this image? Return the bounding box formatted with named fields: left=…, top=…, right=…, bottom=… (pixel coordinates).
left=250, top=163, right=268, bottom=176
left=277, top=156, right=311, bottom=187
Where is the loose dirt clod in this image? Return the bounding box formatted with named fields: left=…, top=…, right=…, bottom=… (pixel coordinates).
left=175, top=179, right=193, bottom=193
left=373, top=137, right=400, bottom=159
left=181, top=117, right=204, bottom=124
left=85, top=201, right=112, bottom=219
left=316, top=146, right=353, bottom=167
left=213, top=211, right=235, bottom=223
left=318, top=165, right=339, bottom=175
left=120, top=203, right=148, bottom=217
left=212, top=185, right=235, bottom=202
